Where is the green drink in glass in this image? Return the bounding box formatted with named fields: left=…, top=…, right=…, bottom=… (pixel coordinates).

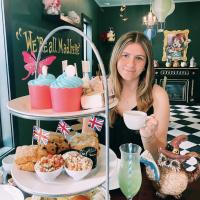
left=118, top=143, right=142, bottom=200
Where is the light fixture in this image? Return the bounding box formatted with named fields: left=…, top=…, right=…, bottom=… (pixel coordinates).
left=143, top=1, right=157, bottom=29
left=152, top=0, right=175, bottom=32
left=120, top=0, right=128, bottom=21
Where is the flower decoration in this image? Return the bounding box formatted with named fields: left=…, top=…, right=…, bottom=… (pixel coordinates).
left=100, top=28, right=116, bottom=43
left=42, top=0, right=61, bottom=15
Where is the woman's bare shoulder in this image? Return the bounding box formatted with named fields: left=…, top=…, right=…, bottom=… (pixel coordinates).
left=152, top=84, right=168, bottom=98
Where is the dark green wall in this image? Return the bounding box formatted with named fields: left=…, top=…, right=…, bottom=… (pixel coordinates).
left=99, top=2, right=200, bottom=68
left=4, top=0, right=100, bottom=146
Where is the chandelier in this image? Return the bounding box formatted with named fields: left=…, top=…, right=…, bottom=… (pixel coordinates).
left=143, top=1, right=157, bottom=29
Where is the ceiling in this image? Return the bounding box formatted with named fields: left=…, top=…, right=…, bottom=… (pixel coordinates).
left=94, top=0, right=200, bottom=7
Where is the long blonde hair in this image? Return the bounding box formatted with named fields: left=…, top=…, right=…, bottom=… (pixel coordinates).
left=109, top=31, right=154, bottom=125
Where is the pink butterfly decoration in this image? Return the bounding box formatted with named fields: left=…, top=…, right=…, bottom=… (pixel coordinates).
left=22, top=51, right=56, bottom=80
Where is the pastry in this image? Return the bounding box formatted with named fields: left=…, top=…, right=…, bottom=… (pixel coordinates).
left=69, top=195, right=90, bottom=200
left=81, top=76, right=115, bottom=109
left=14, top=145, right=48, bottom=172
left=50, top=65, right=83, bottom=112
left=81, top=92, right=104, bottom=109
left=39, top=132, right=70, bottom=154
left=28, top=66, right=55, bottom=109
left=69, top=131, right=100, bottom=154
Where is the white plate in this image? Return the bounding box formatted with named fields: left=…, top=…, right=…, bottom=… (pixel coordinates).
left=7, top=95, right=118, bottom=120
left=11, top=144, right=117, bottom=196
left=103, top=158, right=120, bottom=190
left=0, top=185, right=24, bottom=200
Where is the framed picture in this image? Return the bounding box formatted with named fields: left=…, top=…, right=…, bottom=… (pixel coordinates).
left=162, top=29, right=190, bottom=61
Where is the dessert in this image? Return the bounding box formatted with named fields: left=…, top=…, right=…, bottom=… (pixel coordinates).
left=35, top=154, right=64, bottom=172
left=69, top=195, right=90, bottom=200
left=39, top=132, right=70, bottom=154
left=14, top=145, right=48, bottom=172
left=63, top=151, right=93, bottom=171
left=34, top=154, right=64, bottom=182
left=63, top=151, right=93, bottom=181
left=81, top=76, right=115, bottom=109
left=28, top=66, right=55, bottom=109
left=69, top=131, right=100, bottom=154
left=50, top=65, right=83, bottom=112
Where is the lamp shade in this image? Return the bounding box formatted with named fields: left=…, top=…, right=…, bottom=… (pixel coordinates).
left=152, top=0, right=175, bottom=23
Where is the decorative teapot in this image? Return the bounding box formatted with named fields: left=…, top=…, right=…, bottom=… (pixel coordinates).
left=180, top=61, right=187, bottom=67
left=153, top=60, right=159, bottom=68
left=165, top=56, right=172, bottom=68
left=173, top=60, right=180, bottom=67
left=190, top=57, right=197, bottom=67
left=141, top=135, right=200, bottom=199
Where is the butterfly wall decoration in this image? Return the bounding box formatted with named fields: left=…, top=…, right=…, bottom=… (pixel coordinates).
left=22, top=51, right=56, bottom=80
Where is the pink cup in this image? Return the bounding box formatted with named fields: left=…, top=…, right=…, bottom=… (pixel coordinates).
left=29, top=85, right=52, bottom=109
left=50, top=87, right=82, bottom=112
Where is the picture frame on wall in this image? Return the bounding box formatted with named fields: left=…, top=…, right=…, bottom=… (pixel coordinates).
left=162, top=29, right=190, bottom=61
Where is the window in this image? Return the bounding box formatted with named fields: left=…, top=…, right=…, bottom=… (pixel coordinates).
left=0, top=0, right=14, bottom=160
left=82, top=14, right=92, bottom=77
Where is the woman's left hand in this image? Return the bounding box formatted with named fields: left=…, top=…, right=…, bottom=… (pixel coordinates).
left=140, top=115, right=158, bottom=140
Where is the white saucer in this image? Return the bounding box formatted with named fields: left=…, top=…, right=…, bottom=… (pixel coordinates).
left=0, top=185, right=24, bottom=200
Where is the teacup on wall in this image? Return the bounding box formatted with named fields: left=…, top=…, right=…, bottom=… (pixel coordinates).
left=123, top=111, right=147, bottom=130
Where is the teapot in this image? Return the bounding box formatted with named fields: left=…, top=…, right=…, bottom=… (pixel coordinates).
left=141, top=135, right=200, bottom=199
left=180, top=61, right=187, bottom=67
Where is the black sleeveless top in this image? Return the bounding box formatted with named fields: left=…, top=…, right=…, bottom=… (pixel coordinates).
left=98, top=106, right=154, bottom=158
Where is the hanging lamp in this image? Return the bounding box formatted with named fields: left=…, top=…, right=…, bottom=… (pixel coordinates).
left=152, top=0, right=175, bottom=32
left=143, top=0, right=157, bottom=29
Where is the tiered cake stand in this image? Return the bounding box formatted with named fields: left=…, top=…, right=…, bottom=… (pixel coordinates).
left=7, top=26, right=117, bottom=199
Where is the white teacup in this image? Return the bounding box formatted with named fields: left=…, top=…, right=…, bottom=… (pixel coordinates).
left=123, top=111, right=147, bottom=130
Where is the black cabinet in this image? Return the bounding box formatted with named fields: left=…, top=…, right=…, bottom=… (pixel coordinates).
left=154, top=67, right=200, bottom=104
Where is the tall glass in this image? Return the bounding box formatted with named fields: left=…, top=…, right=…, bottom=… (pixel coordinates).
left=118, top=143, right=142, bottom=200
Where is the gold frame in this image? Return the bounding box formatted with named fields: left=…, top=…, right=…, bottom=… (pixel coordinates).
left=162, top=29, right=189, bottom=61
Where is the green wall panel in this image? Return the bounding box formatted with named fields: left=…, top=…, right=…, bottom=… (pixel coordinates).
left=3, top=0, right=100, bottom=146
left=98, top=2, right=200, bottom=68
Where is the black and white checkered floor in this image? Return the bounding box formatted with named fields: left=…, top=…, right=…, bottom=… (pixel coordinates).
left=168, top=105, right=200, bottom=171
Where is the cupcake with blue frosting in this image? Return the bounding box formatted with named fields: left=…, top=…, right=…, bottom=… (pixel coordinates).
left=28, top=66, right=55, bottom=109
left=50, top=65, right=83, bottom=112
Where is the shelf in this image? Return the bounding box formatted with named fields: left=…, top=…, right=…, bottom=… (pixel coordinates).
left=7, top=95, right=118, bottom=121
left=11, top=144, right=118, bottom=197
left=42, top=14, right=82, bottom=29
left=60, top=15, right=75, bottom=25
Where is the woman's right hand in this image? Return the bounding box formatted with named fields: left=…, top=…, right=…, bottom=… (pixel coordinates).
left=139, top=114, right=158, bottom=140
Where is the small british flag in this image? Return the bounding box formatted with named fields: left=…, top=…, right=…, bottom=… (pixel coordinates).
left=88, top=115, right=104, bottom=132
left=33, top=126, right=50, bottom=145
left=57, top=120, right=72, bottom=137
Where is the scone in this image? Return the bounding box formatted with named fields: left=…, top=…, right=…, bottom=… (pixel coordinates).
left=14, top=145, right=48, bottom=172
left=39, top=132, right=70, bottom=154
left=69, top=132, right=100, bottom=154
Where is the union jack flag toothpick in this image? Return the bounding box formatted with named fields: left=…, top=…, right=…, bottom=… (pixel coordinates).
left=33, top=126, right=50, bottom=145
left=57, top=120, right=72, bottom=138
left=88, top=116, right=104, bottom=132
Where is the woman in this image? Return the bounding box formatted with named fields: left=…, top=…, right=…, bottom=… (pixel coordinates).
left=83, top=31, right=170, bottom=159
